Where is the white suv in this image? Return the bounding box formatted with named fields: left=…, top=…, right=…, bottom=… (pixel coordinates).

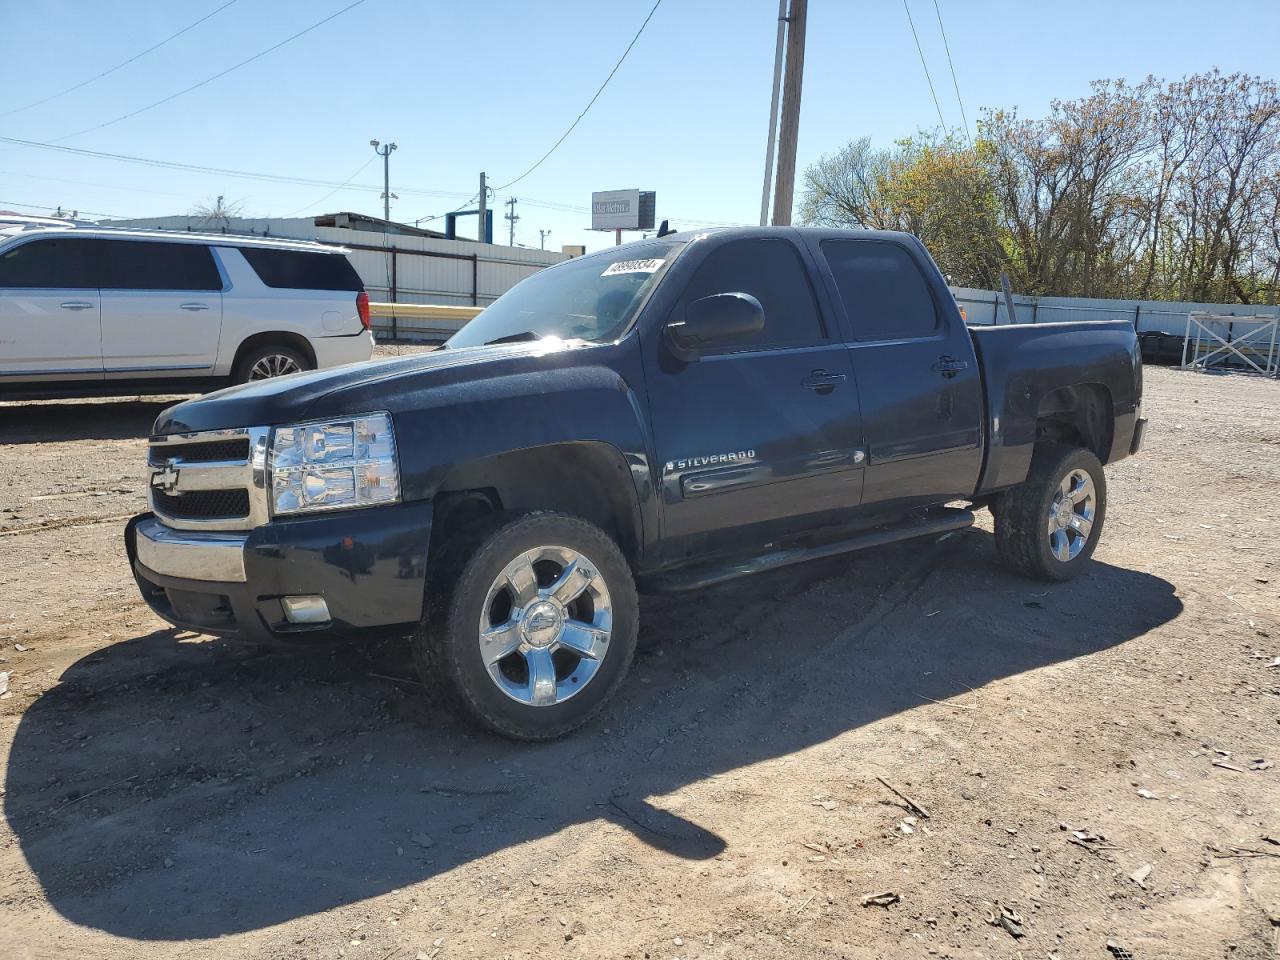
left=0, top=218, right=375, bottom=398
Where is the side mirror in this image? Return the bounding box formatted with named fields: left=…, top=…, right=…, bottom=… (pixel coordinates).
left=666, top=292, right=764, bottom=360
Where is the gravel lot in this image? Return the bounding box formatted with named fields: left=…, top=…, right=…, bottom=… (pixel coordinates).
left=0, top=358, right=1276, bottom=960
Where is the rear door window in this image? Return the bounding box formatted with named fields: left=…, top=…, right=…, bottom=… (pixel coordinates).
left=821, top=240, right=939, bottom=341
left=99, top=240, right=223, bottom=291
left=237, top=247, right=363, bottom=291
left=0, top=237, right=96, bottom=288
left=681, top=238, right=826, bottom=351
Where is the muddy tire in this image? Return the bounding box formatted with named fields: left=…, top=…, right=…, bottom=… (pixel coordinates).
left=412, top=511, right=639, bottom=741
left=993, top=444, right=1106, bottom=582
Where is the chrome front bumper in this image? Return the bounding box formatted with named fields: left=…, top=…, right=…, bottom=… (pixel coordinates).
left=134, top=516, right=248, bottom=582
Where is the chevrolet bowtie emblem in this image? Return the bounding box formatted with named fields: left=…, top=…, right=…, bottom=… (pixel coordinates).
left=150, top=461, right=181, bottom=493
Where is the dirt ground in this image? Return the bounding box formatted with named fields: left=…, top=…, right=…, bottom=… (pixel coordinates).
left=0, top=357, right=1276, bottom=960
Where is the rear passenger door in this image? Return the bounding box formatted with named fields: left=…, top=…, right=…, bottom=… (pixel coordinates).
left=815, top=238, right=983, bottom=509
left=0, top=237, right=103, bottom=382
left=642, top=236, right=863, bottom=561
left=99, top=239, right=224, bottom=379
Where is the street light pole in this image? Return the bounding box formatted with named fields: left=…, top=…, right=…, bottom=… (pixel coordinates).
left=370, top=139, right=397, bottom=221
left=539, top=229, right=551, bottom=250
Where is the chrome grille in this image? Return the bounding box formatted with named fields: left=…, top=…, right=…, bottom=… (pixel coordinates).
left=147, top=427, right=271, bottom=531
left=148, top=437, right=249, bottom=466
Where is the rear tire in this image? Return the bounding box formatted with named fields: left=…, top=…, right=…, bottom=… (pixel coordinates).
left=993, top=444, right=1106, bottom=582
left=412, top=511, right=639, bottom=741
left=233, top=343, right=311, bottom=384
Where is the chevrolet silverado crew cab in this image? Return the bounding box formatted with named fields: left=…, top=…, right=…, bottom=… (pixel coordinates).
left=125, top=227, right=1146, bottom=740
left=0, top=217, right=374, bottom=399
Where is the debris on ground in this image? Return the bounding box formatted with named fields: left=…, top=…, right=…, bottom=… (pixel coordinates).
left=1136, top=788, right=1158, bottom=799
left=1106, top=938, right=1136, bottom=959
left=860, top=891, right=899, bottom=908
left=1129, top=863, right=1153, bottom=888
left=0, top=671, right=8, bottom=697
left=897, top=816, right=917, bottom=835
left=874, top=775, right=930, bottom=819
left=986, top=902, right=1025, bottom=938
left=1067, top=829, right=1120, bottom=854
left=1250, top=758, right=1272, bottom=771
left=1212, top=759, right=1247, bottom=772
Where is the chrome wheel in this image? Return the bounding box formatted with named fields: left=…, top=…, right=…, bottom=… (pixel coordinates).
left=1046, top=468, right=1095, bottom=562
left=248, top=353, right=302, bottom=380
left=477, top=545, right=613, bottom=707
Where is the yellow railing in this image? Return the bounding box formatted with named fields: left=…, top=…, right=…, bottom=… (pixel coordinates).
left=367, top=301, right=482, bottom=340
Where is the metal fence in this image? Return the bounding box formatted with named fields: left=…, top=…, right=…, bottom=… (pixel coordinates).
left=950, top=285, right=1280, bottom=333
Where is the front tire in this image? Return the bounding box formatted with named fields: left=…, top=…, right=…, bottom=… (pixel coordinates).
left=413, top=511, right=639, bottom=741
left=993, top=444, right=1106, bottom=581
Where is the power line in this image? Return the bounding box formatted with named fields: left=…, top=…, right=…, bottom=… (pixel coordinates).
left=0, top=169, right=207, bottom=200
left=0, top=198, right=126, bottom=219
left=0, top=1, right=242, bottom=119
left=493, top=0, right=662, bottom=191
left=285, top=155, right=378, bottom=217
left=0, top=134, right=471, bottom=200
left=0, top=135, right=751, bottom=230
left=52, top=0, right=370, bottom=142
left=931, top=0, right=971, bottom=144
left=901, top=0, right=948, bottom=134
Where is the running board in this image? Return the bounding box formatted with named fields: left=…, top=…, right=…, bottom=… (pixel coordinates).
left=640, top=507, right=975, bottom=594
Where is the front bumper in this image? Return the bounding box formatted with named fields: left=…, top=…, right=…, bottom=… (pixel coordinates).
left=125, top=499, right=433, bottom=642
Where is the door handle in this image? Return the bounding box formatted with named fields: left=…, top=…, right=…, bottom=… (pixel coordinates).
left=802, top=368, right=847, bottom=393
left=179, top=302, right=210, bottom=311
left=60, top=301, right=94, bottom=311
left=932, top=355, right=969, bottom=378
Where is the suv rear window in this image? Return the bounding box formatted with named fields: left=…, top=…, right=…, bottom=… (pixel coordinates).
left=238, top=247, right=363, bottom=291
left=99, top=240, right=222, bottom=291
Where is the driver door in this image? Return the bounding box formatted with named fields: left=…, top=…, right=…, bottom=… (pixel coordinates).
left=641, top=237, right=863, bottom=563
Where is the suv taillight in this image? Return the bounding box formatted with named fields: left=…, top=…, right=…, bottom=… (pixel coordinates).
left=356, top=291, right=370, bottom=330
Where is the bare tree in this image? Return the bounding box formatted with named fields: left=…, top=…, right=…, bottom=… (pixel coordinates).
left=190, top=194, right=244, bottom=231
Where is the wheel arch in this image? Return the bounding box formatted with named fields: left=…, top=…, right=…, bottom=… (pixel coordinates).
left=1035, top=382, right=1114, bottom=463
left=230, top=332, right=317, bottom=377
left=430, top=441, right=645, bottom=566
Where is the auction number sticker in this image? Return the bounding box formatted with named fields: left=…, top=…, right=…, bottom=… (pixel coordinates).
left=601, top=258, right=665, bottom=276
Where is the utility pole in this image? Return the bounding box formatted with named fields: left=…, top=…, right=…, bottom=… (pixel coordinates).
left=478, top=171, right=488, bottom=244
left=759, top=0, right=787, bottom=226
left=370, top=140, right=397, bottom=221
left=770, top=0, right=807, bottom=226
left=504, top=196, right=520, bottom=246
left=539, top=229, right=551, bottom=250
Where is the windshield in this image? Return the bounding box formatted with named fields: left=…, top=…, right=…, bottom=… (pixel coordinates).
left=447, top=241, right=684, bottom=349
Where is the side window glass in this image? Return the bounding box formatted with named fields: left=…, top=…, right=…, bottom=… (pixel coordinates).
left=99, top=241, right=222, bottom=291
left=821, top=240, right=939, bottom=341
left=0, top=238, right=92, bottom=288
left=681, top=238, right=825, bottom=351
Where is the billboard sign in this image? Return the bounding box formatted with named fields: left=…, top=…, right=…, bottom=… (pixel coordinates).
left=591, top=189, right=655, bottom=231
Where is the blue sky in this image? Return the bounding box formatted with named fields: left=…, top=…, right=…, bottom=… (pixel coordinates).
left=2, top=0, right=1278, bottom=253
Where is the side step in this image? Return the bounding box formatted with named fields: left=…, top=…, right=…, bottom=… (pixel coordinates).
left=641, top=507, right=975, bottom=594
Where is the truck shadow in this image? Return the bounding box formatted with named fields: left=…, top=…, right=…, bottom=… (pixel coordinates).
left=3, top=531, right=1182, bottom=940
left=0, top=398, right=177, bottom=444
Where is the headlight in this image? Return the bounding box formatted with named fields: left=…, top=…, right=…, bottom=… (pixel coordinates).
left=269, top=412, right=400, bottom=516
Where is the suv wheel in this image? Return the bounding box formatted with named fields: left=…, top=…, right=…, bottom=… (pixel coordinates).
left=993, top=444, right=1107, bottom=581
left=413, top=512, right=639, bottom=740
left=234, top=344, right=311, bottom=383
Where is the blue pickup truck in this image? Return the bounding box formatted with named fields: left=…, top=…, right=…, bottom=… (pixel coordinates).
left=126, top=227, right=1146, bottom=739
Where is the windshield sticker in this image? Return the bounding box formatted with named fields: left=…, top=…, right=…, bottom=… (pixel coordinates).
left=601, top=258, right=665, bottom=276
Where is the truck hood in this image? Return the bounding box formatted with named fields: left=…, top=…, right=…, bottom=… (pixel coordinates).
left=152, top=341, right=581, bottom=435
